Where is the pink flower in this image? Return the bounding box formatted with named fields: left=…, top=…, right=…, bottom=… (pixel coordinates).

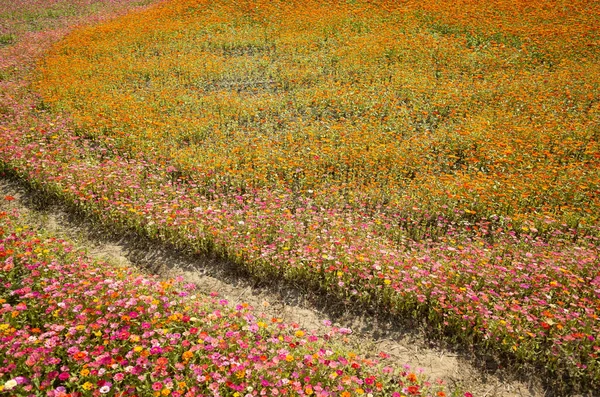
left=152, top=382, right=163, bottom=391
left=150, top=346, right=163, bottom=355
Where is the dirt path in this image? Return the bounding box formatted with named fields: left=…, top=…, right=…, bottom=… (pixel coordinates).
left=0, top=177, right=548, bottom=397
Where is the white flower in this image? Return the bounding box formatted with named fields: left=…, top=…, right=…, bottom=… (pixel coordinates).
left=4, top=379, right=17, bottom=390
left=99, top=385, right=111, bottom=394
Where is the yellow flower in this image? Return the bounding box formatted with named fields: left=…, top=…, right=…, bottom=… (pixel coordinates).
left=80, top=368, right=90, bottom=376
left=161, top=388, right=171, bottom=396
left=82, top=382, right=94, bottom=390
left=295, top=330, right=305, bottom=337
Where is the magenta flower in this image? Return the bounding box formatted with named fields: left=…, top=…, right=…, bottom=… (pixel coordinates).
left=150, top=346, right=163, bottom=355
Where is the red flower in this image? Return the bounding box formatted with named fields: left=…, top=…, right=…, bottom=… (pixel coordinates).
left=541, top=322, right=551, bottom=330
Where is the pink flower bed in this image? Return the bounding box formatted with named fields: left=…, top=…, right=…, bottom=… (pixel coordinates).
left=0, top=206, right=455, bottom=397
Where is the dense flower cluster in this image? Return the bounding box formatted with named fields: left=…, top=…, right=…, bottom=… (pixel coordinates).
left=35, top=0, right=600, bottom=230
left=0, top=206, right=455, bottom=396
left=1, top=0, right=599, bottom=393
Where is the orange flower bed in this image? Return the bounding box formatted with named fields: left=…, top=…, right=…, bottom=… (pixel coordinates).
left=35, top=0, right=600, bottom=229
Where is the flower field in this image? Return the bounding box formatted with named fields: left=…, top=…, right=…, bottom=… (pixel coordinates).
left=1, top=204, right=456, bottom=396
left=35, top=0, right=600, bottom=230
left=1, top=0, right=599, bottom=394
